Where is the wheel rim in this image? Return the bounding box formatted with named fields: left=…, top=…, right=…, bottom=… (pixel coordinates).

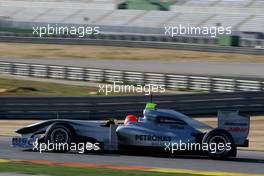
left=50, top=128, right=69, bottom=144
left=208, top=135, right=228, bottom=155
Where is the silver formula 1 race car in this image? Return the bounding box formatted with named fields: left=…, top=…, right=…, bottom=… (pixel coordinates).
left=12, top=103, right=250, bottom=159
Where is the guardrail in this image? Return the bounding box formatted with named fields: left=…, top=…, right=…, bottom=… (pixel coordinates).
left=0, top=91, right=264, bottom=119
left=0, top=61, right=264, bottom=93
left=0, top=33, right=263, bottom=55
left=1, top=23, right=264, bottom=48
left=0, top=32, right=218, bottom=45
left=240, top=38, right=264, bottom=47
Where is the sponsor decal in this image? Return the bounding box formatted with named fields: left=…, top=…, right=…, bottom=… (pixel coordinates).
left=135, top=135, right=171, bottom=142
left=228, top=127, right=248, bottom=132
left=224, top=122, right=248, bottom=126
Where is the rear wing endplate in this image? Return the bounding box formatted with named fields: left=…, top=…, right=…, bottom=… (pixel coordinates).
left=218, top=111, right=250, bottom=146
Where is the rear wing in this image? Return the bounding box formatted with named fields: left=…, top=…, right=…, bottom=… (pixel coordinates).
left=217, top=111, right=250, bottom=146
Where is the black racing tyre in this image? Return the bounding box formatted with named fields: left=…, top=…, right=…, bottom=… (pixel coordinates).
left=202, top=129, right=235, bottom=159
left=44, top=123, right=73, bottom=153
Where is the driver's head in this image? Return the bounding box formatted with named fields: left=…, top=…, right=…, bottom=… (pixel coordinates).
left=124, top=115, right=138, bottom=125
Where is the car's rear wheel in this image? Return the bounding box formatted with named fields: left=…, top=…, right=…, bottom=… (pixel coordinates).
left=202, top=129, right=236, bottom=159
left=45, top=124, right=73, bottom=153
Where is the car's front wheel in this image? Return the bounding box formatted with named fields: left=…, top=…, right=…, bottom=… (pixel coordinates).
left=45, top=124, right=73, bottom=153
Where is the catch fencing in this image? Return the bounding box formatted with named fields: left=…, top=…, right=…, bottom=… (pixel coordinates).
left=0, top=91, right=263, bottom=119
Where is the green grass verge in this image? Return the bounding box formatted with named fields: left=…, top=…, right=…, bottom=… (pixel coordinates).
left=0, top=163, right=202, bottom=176
left=0, top=77, right=99, bottom=96
left=0, top=27, right=32, bottom=33
left=0, top=77, right=148, bottom=96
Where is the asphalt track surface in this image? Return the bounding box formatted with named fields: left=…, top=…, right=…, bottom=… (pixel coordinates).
left=0, top=137, right=263, bottom=174
left=1, top=58, right=264, bottom=79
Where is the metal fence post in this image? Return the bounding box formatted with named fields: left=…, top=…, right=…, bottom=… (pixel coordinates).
left=142, top=73, right=146, bottom=85
left=234, top=79, right=239, bottom=92
left=64, top=66, right=69, bottom=80
left=261, top=81, right=264, bottom=91
left=209, top=77, right=213, bottom=93
left=164, top=74, right=168, bottom=89
left=28, top=64, right=32, bottom=77
left=186, top=76, right=191, bottom=90
left=101, top=70, right=106, bottom=83
left=46, top=65, right=51, bottom=78
left=82, top=68, right=86, bottom=81
left=10, top=63, right=15, bottom=75
left=122, top=71, right=126, bottom=83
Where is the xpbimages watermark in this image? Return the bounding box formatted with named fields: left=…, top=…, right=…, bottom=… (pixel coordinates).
left=98, top=82, right=166, bottom=95
left=164, top=140, right=232, bottom=154
left=32, top=139, right=100, bottom=153
left=164, top=24, right=232, bottom=38
left=32, top=24, right=100, bottom=37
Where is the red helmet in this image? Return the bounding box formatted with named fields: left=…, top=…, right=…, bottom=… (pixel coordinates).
left=124, top=114, right=138, bottom=125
